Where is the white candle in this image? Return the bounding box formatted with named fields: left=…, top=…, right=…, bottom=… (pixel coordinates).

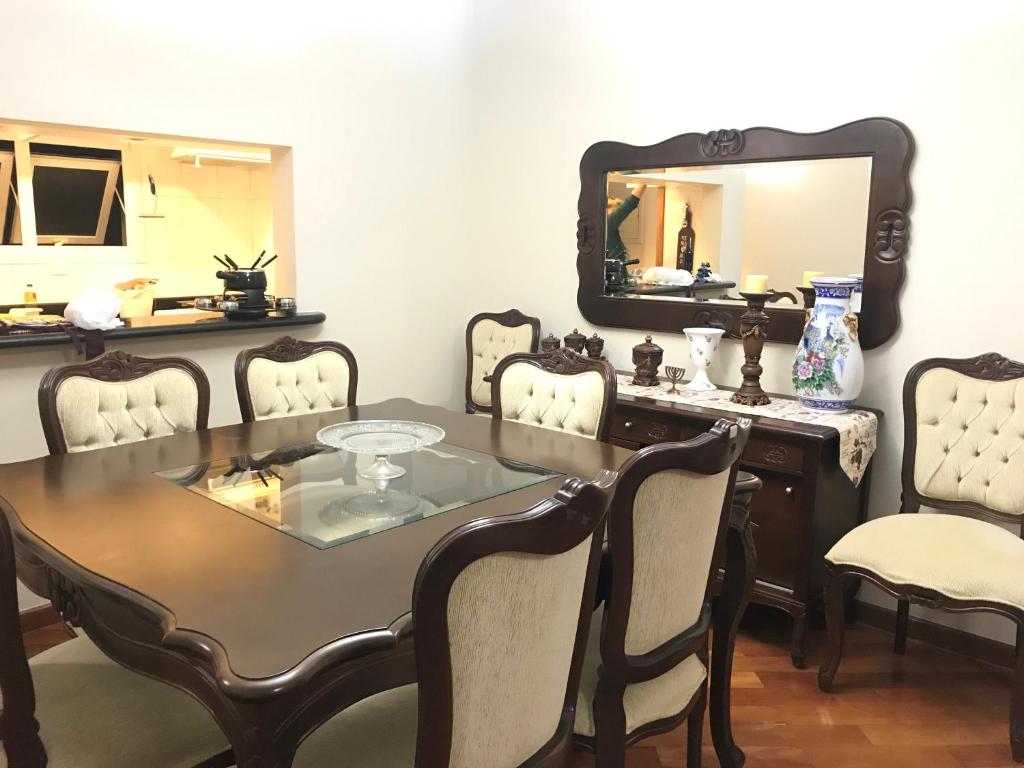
left=744, top=274, right=769, bottom=293
left=802, top=270, right=824, bottom=287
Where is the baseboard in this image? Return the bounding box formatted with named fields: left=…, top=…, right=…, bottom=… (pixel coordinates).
left=855, top=599, right=1016, bottom=669
left=19, top=604, right=60, bottom=634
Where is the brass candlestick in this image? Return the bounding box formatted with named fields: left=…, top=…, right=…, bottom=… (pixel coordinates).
left=730, top=291, right=771, bottom=406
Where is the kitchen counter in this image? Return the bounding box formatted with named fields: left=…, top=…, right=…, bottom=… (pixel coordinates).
left=0, top=311, right=326, bottom=350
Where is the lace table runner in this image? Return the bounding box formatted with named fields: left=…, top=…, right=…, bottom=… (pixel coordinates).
left=617, top=375, right=877, bottom=486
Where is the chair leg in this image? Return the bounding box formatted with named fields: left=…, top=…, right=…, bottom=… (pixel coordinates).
left=594, top=679, right=627, bottom=768
left=1012, top=623, right=1024, bottom=762
left=687, top=683, right=707, bottom=767
left=818, top=566, right=848, bottom=692
left=894, top=598, right=910, bottom=655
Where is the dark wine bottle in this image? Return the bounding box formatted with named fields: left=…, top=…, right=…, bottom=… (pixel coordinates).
left=676, top=204, right=695, bottom=273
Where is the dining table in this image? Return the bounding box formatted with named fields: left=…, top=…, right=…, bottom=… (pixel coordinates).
left=0, top=398, right=758, bottom=768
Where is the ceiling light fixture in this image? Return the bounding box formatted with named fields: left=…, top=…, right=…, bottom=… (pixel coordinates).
left=170, top=147, right=271, bottom=166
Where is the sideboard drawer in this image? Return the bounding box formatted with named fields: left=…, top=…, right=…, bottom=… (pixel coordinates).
left=612, top=406, right=684, bottom=444
left=742, top=435, right=804, bottom=473
left=612, top=406, right=805, bottom=474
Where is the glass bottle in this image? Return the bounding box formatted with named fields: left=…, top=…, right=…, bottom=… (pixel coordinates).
left=676, top=204, right=695, bottom=273
left=23, top=284, right=38, bottom=305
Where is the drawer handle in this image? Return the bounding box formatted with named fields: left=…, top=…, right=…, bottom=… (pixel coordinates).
left=785, top=486, right=795, bottom=497
left=624, top=421, right=634, bottom=429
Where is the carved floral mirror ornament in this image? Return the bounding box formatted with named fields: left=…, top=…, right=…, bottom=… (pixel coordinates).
left=576, top=118, right=914, bottom=349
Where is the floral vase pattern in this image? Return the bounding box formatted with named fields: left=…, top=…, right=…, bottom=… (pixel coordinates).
left=684, top=327, right=725, bottom=391
left=792, top=277, right=863, bottom=412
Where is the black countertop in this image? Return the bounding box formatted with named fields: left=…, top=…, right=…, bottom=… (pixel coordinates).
left=0, top=311, right=326, bottom=350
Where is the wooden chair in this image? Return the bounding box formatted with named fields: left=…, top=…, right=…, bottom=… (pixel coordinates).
left=490, top=347, right=617, bottom=441
left=465, top=309, right=540, bottom=414
left=38, top=350, right=210, bottom=455
left=818, top=353, right=1024, bottom=762
left=0, top=503, right=231, bottom=767
left=235, top=336, right=358, bottom=422
left=573, top=418, right=750, bottom=767
left=292, top=472, right=615, bottom=767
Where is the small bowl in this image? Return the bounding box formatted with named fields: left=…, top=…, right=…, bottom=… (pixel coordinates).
left=218, top=299, right=240, bottom=313
left=194, top=297, right=216, bottom=310
left=276, top=297, right=296, bottom=309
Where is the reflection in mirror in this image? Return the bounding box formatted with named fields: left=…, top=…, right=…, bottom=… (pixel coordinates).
left=603, top=157, right=872, bottom=308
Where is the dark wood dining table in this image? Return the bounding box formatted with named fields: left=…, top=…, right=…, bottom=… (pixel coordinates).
left=0, top=399, right=757, bottom=768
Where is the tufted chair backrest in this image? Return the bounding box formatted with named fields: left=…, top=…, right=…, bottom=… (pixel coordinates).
left=906, top=355, right=1024, bottom=520
left=38, top=351, right=210, bottom=455
left=599, top=419, right=748, bottom=684
left=490, top=348, right=616, bottom=441
left=413, top=473, right=613, bottom=767
left=464, top=310, right=540, bottom=413
left=235, top=337, right=358, bottom=423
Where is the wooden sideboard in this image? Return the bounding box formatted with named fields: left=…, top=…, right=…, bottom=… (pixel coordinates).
left=611, top=389, right=877, bottom=667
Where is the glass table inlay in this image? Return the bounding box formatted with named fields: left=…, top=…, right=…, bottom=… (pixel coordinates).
left=156, top=441, right=562, bottom=549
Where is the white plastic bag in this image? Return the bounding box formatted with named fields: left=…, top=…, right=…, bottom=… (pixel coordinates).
left=638, top=267, right=695, bottom=287
left=64, top=291, right=124, bottom=331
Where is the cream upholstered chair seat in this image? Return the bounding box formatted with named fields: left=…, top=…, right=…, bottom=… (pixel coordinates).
left=235, top=337, right=358, bottom=422
left=818, top=355, right=1024, bottom=764
left=0, top=635, right=228, bottom=767
left=465, top=310, right=540, bottom=413
left=573, top=614, right=706, bottom=738
left=294, top=684, right=416, bottom=768
left=827, top=514, right=1024, bottom=610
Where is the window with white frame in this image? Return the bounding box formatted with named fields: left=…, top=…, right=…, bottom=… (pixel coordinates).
left=0, top=142, right=19, bottom=245
left=29, top=144, right=125, bottom=246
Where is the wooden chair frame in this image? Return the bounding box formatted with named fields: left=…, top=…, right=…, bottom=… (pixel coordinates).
left=413, top=472, right=614, bottom=766
left=465, top=309, right=541, bottom=414
left=818, top=352, right=1024, bottom=762
left=234, top=336, right=358, bottom=423
left=490, top=347, right=617, bottom=442
left=37, top=350, right=211, bottom=456
left=574, top=418, right=750, bottom=767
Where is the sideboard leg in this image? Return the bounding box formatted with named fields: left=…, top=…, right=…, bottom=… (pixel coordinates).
left=790, top=610, right=808, bottom=669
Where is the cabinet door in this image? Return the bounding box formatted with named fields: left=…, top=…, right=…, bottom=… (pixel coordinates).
left=746, top=470, right=804, bottom=591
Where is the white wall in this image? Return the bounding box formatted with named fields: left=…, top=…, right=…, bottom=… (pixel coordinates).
left=0, top=0, right=474, bottom=444
left=460, top=1, right=1024, bottom=642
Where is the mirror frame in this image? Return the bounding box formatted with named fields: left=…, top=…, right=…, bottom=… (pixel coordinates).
left=576, top=118, right=914, bottom=349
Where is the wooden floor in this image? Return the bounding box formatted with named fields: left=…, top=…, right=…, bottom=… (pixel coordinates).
left=24, top=606, right=1019, bottom=767
left=566, top=605, right=1019, bottom=768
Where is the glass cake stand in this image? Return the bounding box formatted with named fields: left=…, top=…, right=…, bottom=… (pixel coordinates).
left=316, top=420, right=446, bottom=518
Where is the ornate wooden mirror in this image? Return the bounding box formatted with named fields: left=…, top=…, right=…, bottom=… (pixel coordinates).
left=576, top=118, right=914, bottom=349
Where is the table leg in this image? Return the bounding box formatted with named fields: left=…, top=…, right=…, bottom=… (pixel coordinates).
left=790, top=610, right=808, bottom=669
left=710, top=488, right=758, bottom=768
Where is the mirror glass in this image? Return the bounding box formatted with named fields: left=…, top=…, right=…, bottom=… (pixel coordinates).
left=603, top=157, right=872, bottom=307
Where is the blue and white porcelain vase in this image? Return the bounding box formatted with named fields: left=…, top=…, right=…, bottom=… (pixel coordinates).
left=791, top=277, right=863, bottom=412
